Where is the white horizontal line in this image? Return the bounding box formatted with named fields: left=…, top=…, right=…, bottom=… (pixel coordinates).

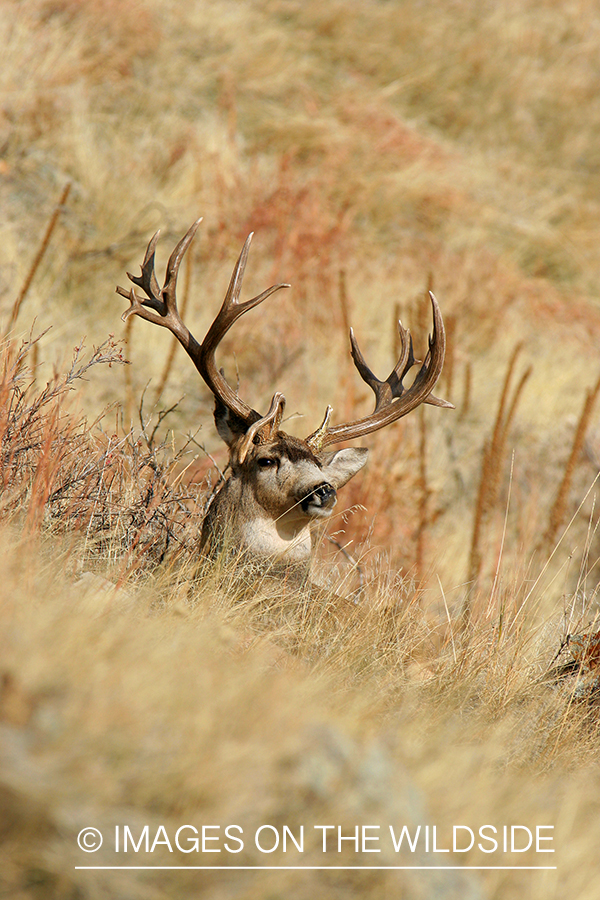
left=74, top=866, right=557, bottom=871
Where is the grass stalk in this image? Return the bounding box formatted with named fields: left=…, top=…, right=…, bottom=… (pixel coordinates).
left=415, top=404, right=428, bottom=582
left=6, top=181, right=71, bottom=335
left=540, top=370, right=600, bottom=554
left=465, top=343, right=531, bottom=619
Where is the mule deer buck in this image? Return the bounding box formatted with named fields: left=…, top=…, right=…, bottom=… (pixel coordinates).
left=117, top=219, right=453, bottom=573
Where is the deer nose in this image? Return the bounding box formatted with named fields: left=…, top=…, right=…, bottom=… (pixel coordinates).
left=301, top=482, right=337, bottom=512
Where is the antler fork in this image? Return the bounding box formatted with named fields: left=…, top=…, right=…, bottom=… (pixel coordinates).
left=116, top=219, right=290, bottom=430
left=305, top=294, right=453, bottom=451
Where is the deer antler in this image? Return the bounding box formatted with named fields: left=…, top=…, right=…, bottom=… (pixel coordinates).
left=116, top=220, right=290, bottom=428
left=305, top=293, right=453, bottom=451
left=118, top=221, right=452, bottom=452
left=236, top=393, right=286, bottom=463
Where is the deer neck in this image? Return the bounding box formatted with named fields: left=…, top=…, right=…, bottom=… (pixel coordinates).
left=204, top=476, right=313, bottom=565
left=238, top=512, right=312, bottom=562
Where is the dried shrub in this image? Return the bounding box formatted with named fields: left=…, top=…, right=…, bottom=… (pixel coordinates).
left=0, top=333, right=207, bottom=572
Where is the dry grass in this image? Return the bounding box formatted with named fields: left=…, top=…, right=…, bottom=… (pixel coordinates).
left=3, top=0, right=600, bottom=896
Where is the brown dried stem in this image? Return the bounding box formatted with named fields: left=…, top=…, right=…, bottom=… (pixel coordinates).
left=338, top=268, right=355, bottom=419
left=443, top=313, right=456, bottom=399
left=460, top=359, right=472, bottom=420
left=464, top=343, right=531, bottom=620
left=123, top=315, right=134, bottom=426
left=540, top=369, right=600, bottom=553
left=6, top=182, right=72, bottom=334
left=415, top=404, right=428, bottom=582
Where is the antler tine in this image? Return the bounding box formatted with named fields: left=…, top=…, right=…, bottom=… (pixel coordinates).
left=117, top=219, right=202, bottom=326
left=162, top=218, right=203, bottom=314
left=388, top=320, right=416, bottom=396
left=226, top=232, right=253, bottom=307
left=410, top=293, right=451, bottom=407
left=236, top=392, right=286, bottom=463
left=349, top=318, right=415, bottom=408
left=201, top=233, right=291, bottom=354
left=306, top=292, right=454, bottom=451
left=196, top=234, right=290, bottom=426
left=125, top=229, right=162, bottom=310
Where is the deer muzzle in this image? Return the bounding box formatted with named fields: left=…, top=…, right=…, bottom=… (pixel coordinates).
left=300, top=482, right=337, bottom=517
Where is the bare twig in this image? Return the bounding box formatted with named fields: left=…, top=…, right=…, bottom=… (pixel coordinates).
left=326, top=534, right=365, bottom=591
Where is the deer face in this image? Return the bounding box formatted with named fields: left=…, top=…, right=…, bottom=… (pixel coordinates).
left=231, top=434, right=368, bottom=527
left=203, top=432, right=369, bottom=562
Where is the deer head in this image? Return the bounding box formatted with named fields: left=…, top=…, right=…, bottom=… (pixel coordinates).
left=117, top=219, right=453, bottom=567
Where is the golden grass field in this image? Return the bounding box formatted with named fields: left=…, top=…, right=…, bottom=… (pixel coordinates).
left=3, top=1, right=600, bottom=897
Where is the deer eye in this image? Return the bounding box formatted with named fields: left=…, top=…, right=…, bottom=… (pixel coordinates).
left=257, top=456, right=277, bottom=468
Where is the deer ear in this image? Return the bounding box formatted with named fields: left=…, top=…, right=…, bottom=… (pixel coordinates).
left=318, top=447, right=368, bottom=489
left=214, top=398, right=251, bottom=447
